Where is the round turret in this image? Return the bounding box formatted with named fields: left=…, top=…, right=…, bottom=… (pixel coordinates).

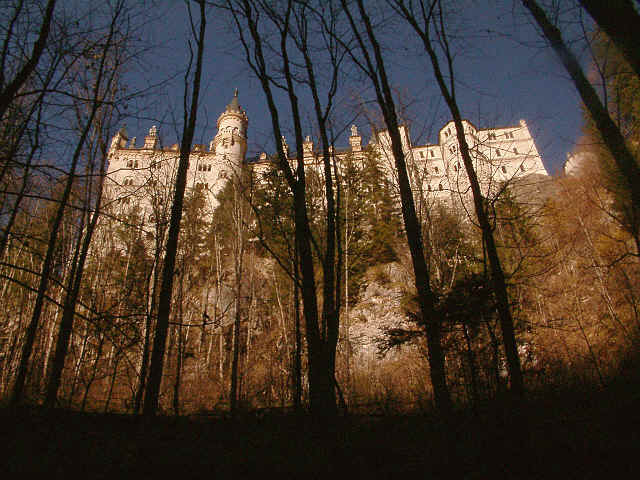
left=213, top=89, right=248, bottom=171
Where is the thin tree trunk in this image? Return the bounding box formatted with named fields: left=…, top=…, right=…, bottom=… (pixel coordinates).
left=45, top=136, right=108, bottom=408
left=103, top=352, right=121, bottom=413
left=522, top=0, right=640, bottom=218
left=68, top=324, right=90, bottom=406
left=579, top=0, right=640, bottom=80
left=342, top=0, right=452, bottom=413
left=0, top=0, right=56, bottom=120
left=81, top=332, right=105, bottom=412
left=293, top=252, right=302, bottom=411
left=143, top=0, right=206, bottom=416
left=392, top=0, right=524, bottom=397
left=10, top=7, right=121, bottom=406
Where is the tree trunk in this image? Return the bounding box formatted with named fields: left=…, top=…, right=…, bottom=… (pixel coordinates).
left=0, top=0, right=56, bottom=120
left=522, top=0, right=640, bottom=220
left=579, top=0, right=640, bottom=80
left=10, top=6, right=122, bottom=406
left=143, top=0, right=206, bottom=417
left=342, top=0, right=452, bottom=413
left=45, top=140, right=108, bottom=408
left=391, top=0, right=524, bottom=397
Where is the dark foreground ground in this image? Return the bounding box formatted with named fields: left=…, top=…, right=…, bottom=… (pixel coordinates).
left=2, top=384, right=639, bottom=479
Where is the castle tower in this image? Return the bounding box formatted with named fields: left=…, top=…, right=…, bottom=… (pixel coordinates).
left=109, top=125, right=128, bottom=152
left=212, top=89, right=248, bottom=173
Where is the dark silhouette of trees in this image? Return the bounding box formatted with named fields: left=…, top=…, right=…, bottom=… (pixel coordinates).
left=388, top=0, right=525, bottom=398
left=521, top=0, right=640, bottom=249
left=0, top=0, right=57, bottom=121
left=339, top=0, right=452, bottom=413
left=11, top=1, right=129, bottom=406
left=226, top=0, right=347, bottom=418
left=579, top=0, right=640, bottom=80
left=143, top=0, right=207, bottom=416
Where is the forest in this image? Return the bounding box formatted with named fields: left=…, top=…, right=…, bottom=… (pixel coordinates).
left=1, top=0, right=639, bottom=477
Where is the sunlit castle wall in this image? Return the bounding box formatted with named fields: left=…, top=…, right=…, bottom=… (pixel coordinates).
left=105, top=91, right=249, bottom=219
left=106, top=89, right=546, bottom=225
left=399, top=118, right=547, bottom=204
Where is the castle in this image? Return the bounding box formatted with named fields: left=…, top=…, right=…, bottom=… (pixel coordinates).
left=106, top=90, right=547, bottom=219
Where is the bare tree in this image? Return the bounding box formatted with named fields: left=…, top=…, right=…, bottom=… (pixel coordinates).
left=339, top=0, right=452, bottom=413
left=0, top=0, right=57, bottom=120
left=521, top=0, right=640, bottom=237
left=387, top=0, right=525, bottom=398
left=578, top=0, right=640, bottom=80
left=10, top=1, right=128, bottom=406
left=226, top=0, right=346, bottom=417
left=143, top=0, right=207, bottom=416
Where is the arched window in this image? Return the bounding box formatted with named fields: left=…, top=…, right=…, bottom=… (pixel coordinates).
left=513, top=147, right=518, bottom=154
left=438, top=183, right=443, bottom=191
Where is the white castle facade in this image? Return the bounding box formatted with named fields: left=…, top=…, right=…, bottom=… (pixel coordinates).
left=105, top=91, right=547, bottom=220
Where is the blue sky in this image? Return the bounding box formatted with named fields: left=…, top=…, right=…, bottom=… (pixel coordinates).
left=123, top=1, right=588, bottom=175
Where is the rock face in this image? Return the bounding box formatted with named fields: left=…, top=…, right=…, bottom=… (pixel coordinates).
left=347, top=263, right=415, bottom=360
left=342, top=262, right=432, bottom=411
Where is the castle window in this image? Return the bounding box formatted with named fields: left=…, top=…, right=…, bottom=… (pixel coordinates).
left=430, top=150, right=434, bottom=157
left=420, top=151, right=424, bottom=158
left=488, top=132, right=496, bottom=140
left=207, top=164, right=212, bottom=171
left=513, top=147, right=518, bottom=154
left=126, top=160, right=133, bottom=168
left=438, top=183, right=443, bottom=191
left=434, top=166, right=439, bottom=174
left=134, top=160, right=139, bottom=168
left=520, top=164, right=526, bottom=172
left=501, top=166, right=507, bottom=173
left=495, top=149, right=501, bottom=157
left=428, top=184, right=432, bottom=191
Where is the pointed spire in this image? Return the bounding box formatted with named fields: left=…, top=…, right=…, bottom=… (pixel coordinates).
left=226, top=88, right=240, bottom=112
